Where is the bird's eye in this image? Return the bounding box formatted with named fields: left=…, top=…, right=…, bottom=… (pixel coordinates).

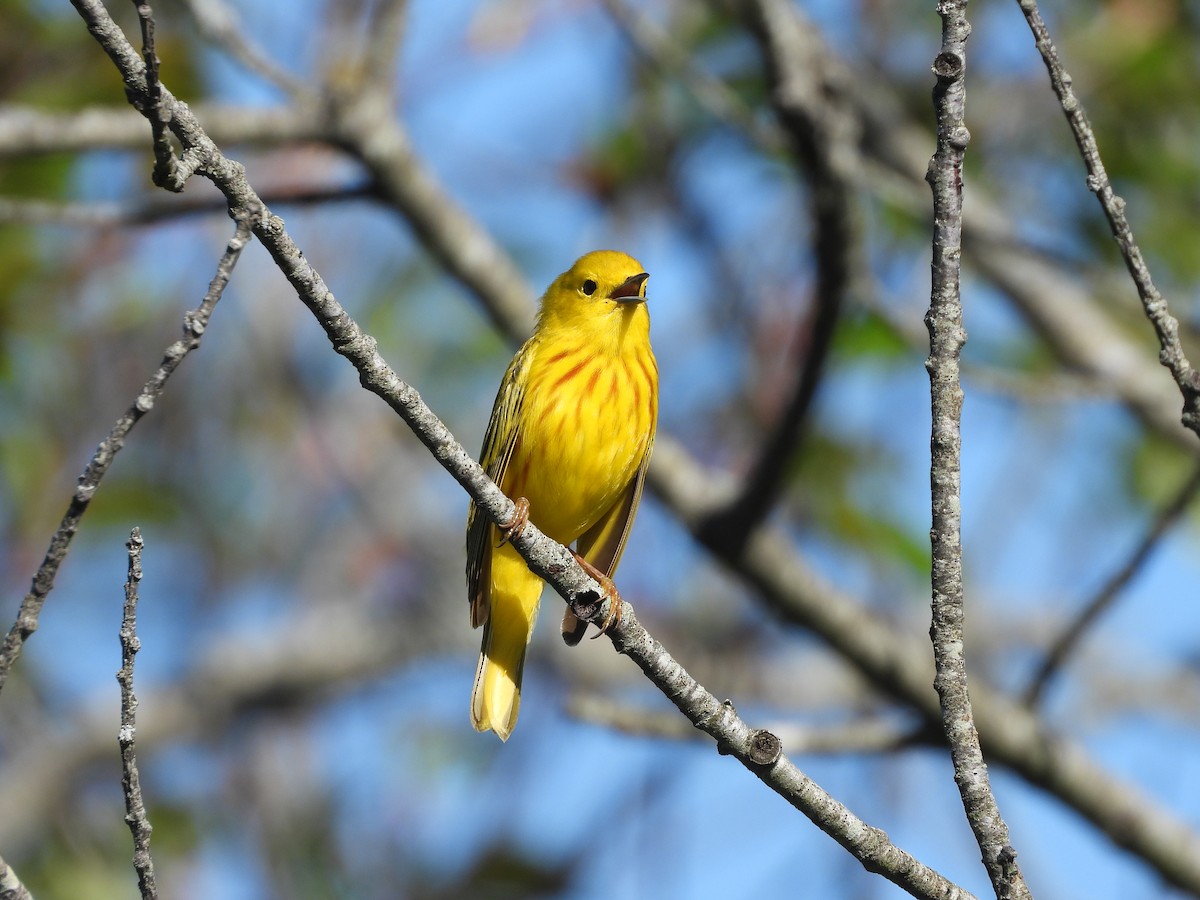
left=581, top=279, right=598, bottom=296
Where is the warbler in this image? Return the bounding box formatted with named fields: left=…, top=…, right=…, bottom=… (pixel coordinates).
left=465, top=250, right=658, bottom=741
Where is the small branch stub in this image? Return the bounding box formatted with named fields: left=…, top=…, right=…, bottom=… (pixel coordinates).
left=933, top=52, right=964, bottom=81
left=748, top=729, right=783, bottom=766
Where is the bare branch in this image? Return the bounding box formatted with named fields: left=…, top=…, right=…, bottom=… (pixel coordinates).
left=179, top=0, right=311, bottom=97
left=117, top=528, right=157, bottom=900
left=693, top=0, right=861, bottom=551
left=0, top=601, right=458, bottom=854
left=129, top=0, right=200, bottom=191
left=0, top=216, right=250, bottom=696
left=1014, top=0, right=1200, bottom=437
left=0, top=853, right=35, bottom=900
left=1024, top=460, right=1200, bottom=706
left=327, top=88, right=535, bottom=339
left=926, top=7, right=1030, bottom=898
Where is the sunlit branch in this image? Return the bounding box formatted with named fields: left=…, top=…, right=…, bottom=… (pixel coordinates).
left=925, top=6, right=1030, bottom=898
left=1013, top=0, right=1200, bottom=439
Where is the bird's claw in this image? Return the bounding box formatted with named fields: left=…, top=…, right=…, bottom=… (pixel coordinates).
left=569, top=550, right=624, bottom=639
left=496, top=497, right=530, bottom=547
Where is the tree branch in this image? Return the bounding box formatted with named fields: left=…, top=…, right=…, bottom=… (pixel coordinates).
left=117, top=528, right=157, bottom=900
left=1014, top=0, right=1200, bottom=438
left=0, top=215, right=250, bottom=697
left=179, top=0, right=311, bottom=97
left=698, top=0, right=861, bottom=551
left=926, top=7, right=1030, bottom=898
left=0, top=853, right=35, bottom=900
left=1024, top=459, right=1200, bottom=706
left=0, top=854, right=34, bottom=900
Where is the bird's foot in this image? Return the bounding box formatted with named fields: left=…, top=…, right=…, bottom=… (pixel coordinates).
left=570, top=550, right=624, bottom=638
left=496, top=497, right=530, bottom=547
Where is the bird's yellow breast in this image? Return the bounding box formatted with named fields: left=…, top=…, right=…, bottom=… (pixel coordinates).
left=502, top=337, right=657, bottom=544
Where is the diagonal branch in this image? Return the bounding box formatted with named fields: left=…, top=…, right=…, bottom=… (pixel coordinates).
left=1014, top=0, right=1200, bottom=438
left=0, top=853, right=35, bottom=900
left=1024, top=459, right=1200, bottom=707
left=0, top=215, right=250, bottom=696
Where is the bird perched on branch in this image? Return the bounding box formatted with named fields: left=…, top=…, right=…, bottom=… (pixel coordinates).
left=466, top=250, right=658, bottom=741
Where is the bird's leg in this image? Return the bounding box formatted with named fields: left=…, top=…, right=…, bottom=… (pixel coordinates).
left=496, top=497, right=530, bottom=547
left=569, top=550, right=624, bottom=638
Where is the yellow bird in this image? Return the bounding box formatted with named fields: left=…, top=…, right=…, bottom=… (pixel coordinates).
left=465, top=250, right=658, bottom=741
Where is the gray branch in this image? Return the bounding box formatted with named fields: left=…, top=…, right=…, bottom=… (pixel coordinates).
left=117, top=528, right=157, bottom=900
left=1014, top=0, right=1200, bottom=438
left=1024, top=460, right=1200, bottom=706
left=926, top=6, right=1031, bottom=898
left=0, top=853, right=35, bottom=900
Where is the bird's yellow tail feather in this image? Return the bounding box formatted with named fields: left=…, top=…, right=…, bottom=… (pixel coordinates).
left=471, top=545, right=542, bottom=741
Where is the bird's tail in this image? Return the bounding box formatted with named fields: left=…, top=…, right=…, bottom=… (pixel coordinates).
left=471, top=545, right=542, bottom=741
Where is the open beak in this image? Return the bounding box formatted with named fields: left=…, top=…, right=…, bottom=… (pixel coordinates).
left=609, top=272, right=649, bottom=303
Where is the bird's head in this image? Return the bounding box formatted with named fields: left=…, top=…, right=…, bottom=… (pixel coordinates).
left=537, top=250, right=650, bottom=346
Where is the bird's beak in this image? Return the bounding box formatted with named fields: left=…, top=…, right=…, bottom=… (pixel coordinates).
left=610, top=272, right=649, bottom=303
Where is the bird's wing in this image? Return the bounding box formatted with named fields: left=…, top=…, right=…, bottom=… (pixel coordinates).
left=467, top=340, right=535, bottom=629
left=561, top=428, right=656, bottom=645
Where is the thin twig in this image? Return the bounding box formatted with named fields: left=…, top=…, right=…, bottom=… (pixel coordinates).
left=1013, top=0, right=1200, bottom=437
left=1024, top=460, right=1200, bottom=706
left=118, top=528, right=157, bottom=900
left=0, top=216, right=250, bottom=697
left=179, top=0, right=311, bottom=97
left=0, top=852, right=35, bottom=900
left=129, top=0, right=199, bottom=191
left=926, top=6, right=1030, bottom=899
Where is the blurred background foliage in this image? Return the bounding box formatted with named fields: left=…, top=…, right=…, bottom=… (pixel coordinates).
left=2, top=0, right=1199, bottom=897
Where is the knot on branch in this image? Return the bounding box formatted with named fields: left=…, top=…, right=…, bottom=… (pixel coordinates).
left=932, top=51, right=964, bottom=82
left=568, top=588, right=604, bottom=623
left=747, top=729, right=783, bottom=766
